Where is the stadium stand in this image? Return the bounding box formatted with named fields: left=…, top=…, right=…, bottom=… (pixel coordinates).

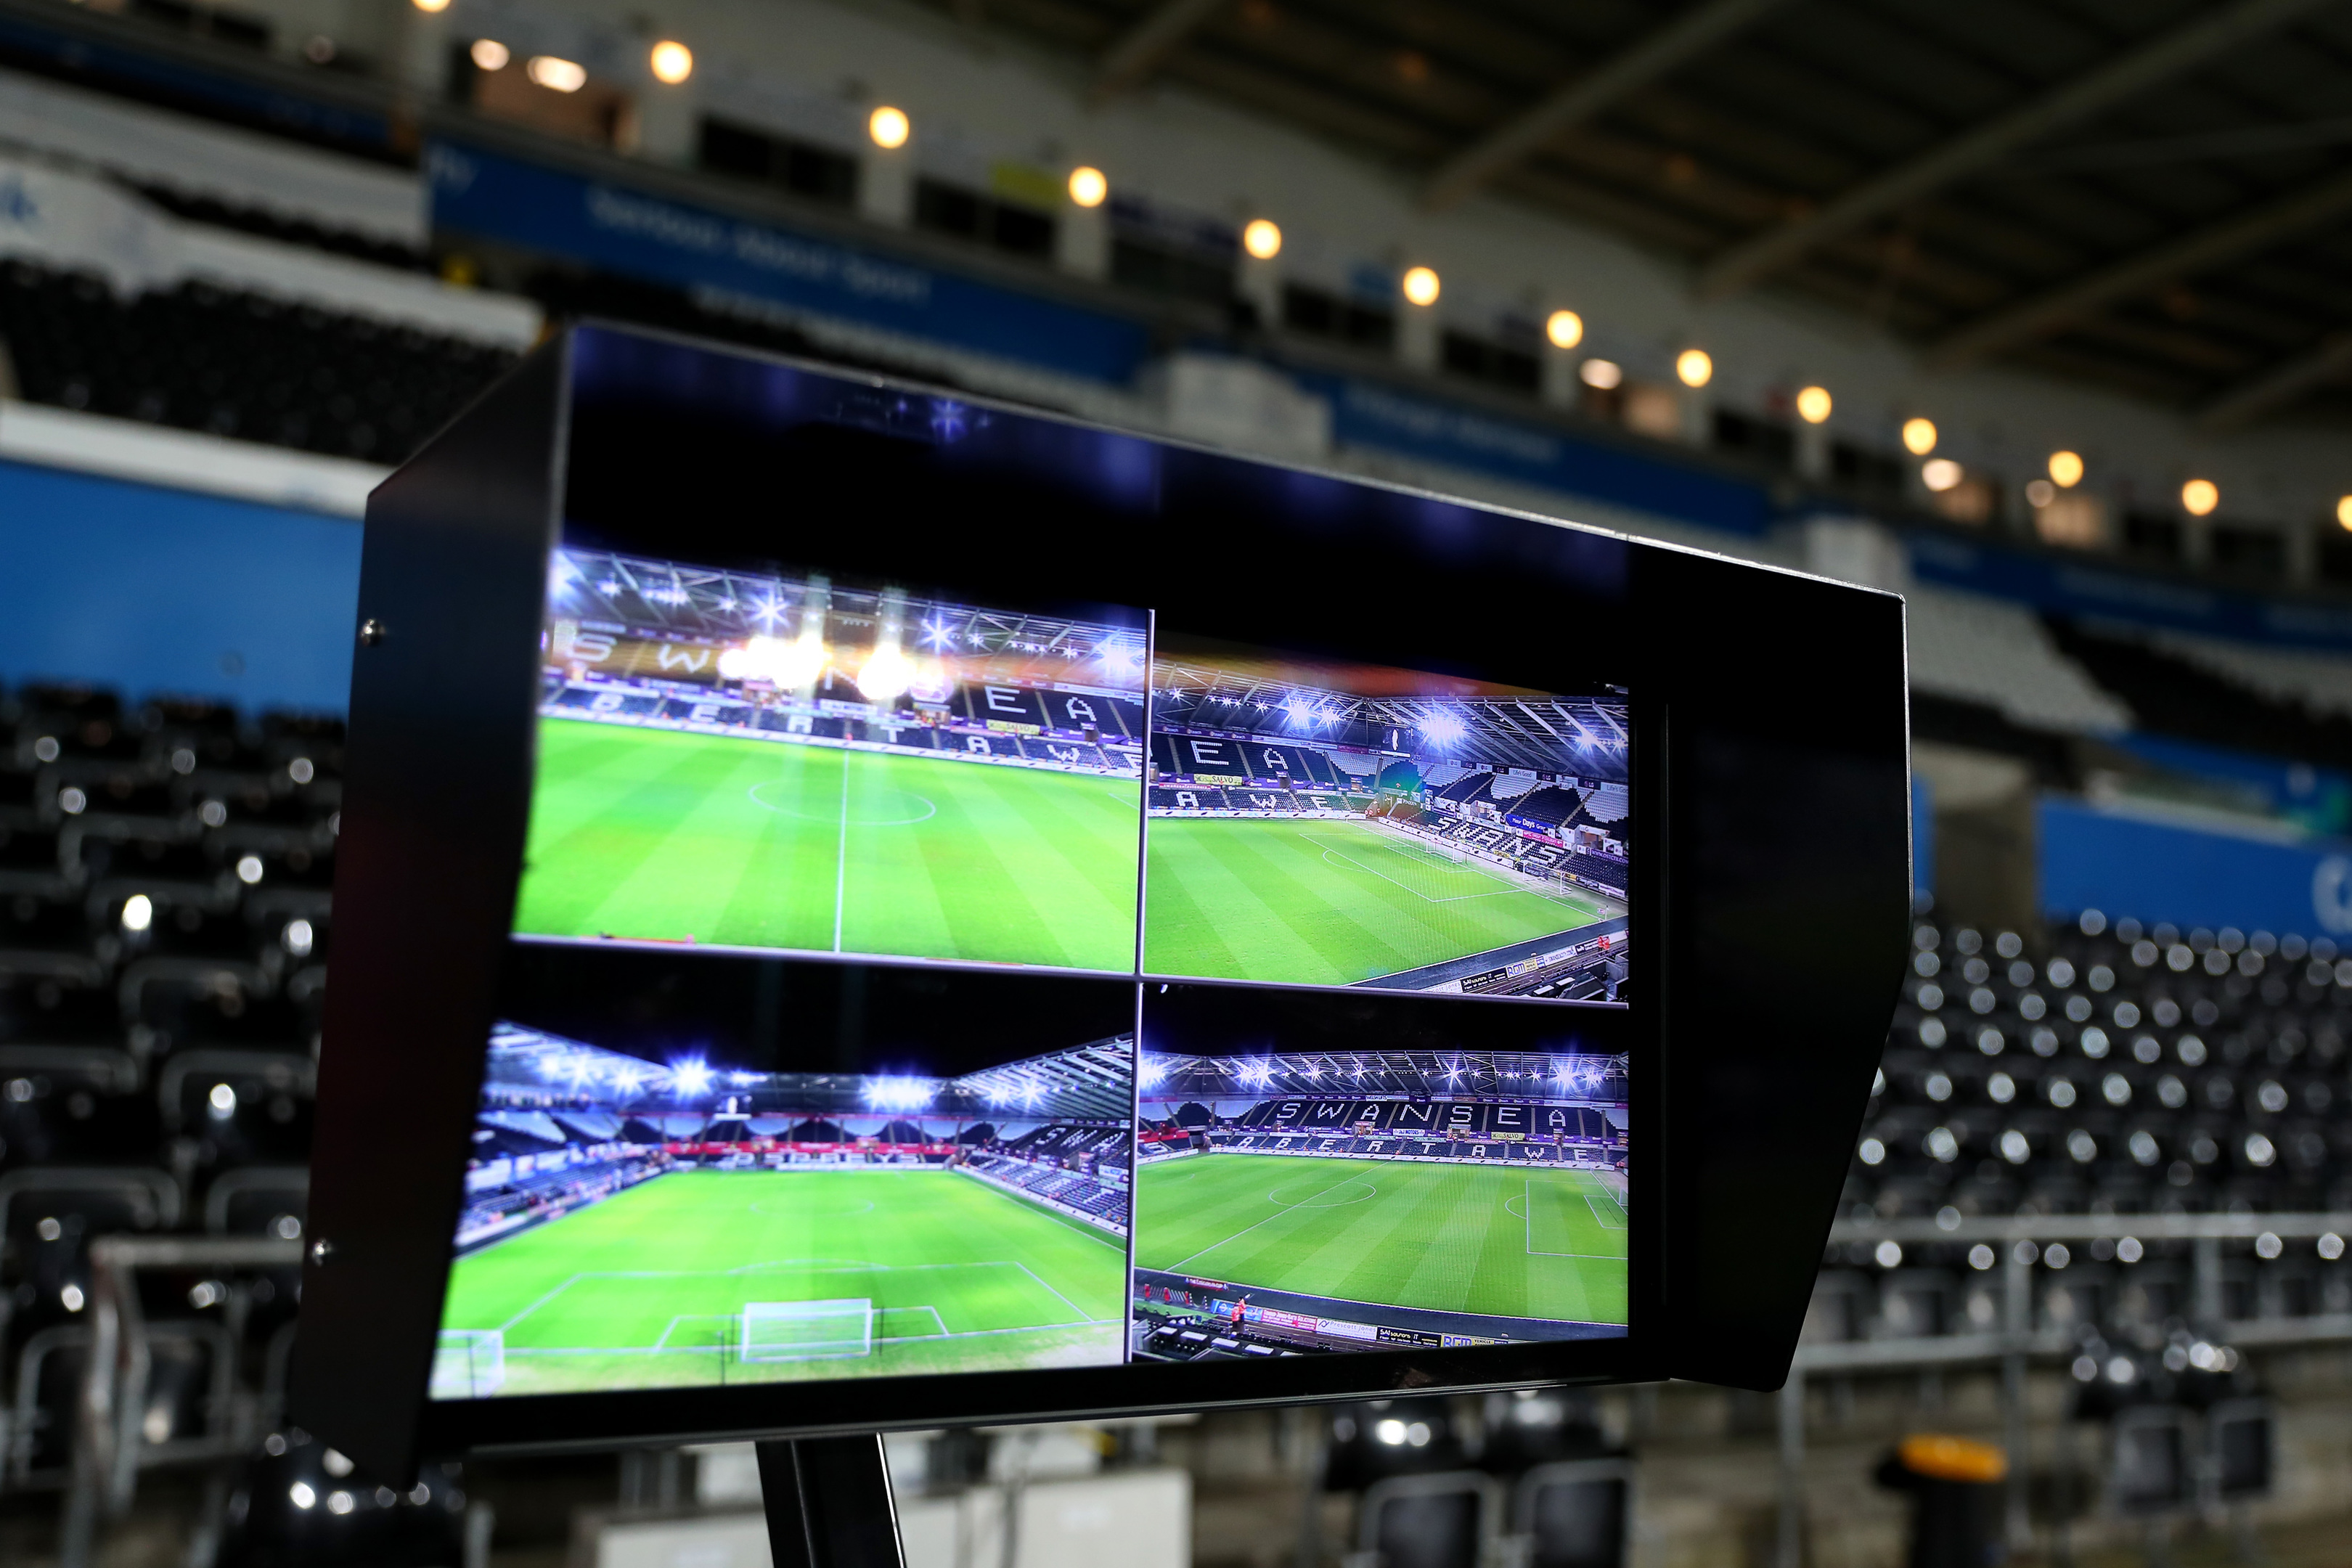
left=0, top=261, right=520, bottom=462
left=2049, top=618, right=2352, bottom=775
left=0, top=682, right=332, bottom=1509
left=1906, top=585, right=2134, bottom=737
left=1826, top=909, right=2352, bottom=1347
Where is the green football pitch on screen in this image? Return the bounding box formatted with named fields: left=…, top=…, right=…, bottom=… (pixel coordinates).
left=1135, top=1153, right=1628, bottom=1328
left=436, top=1169, right=1128, bottom=1395
left=513, top=719, right=1141, bottom=971
left=1142, top=818, right=1620, bottom=987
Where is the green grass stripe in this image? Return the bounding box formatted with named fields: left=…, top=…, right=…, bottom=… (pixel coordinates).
left=1143, top=818, right=1619, bottom=987
left=513, top=719, right=1140, bottom=970
left=438, top=1169, right=1127, bottom=1392
left=1135, top=1153, right=1625, bottom=1326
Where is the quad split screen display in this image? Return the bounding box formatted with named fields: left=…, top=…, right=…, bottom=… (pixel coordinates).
left=432, top=552, right=1632, bottom=1399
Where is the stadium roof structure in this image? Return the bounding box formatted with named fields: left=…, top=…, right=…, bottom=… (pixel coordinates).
left=1139, top=1048, right=1629, bottom=1103
left=485, top=1024, right=1135, bottom=1122
left=1151, top=659, right=1627, bottom=780
left=549, top=548, right=1147, bottom=677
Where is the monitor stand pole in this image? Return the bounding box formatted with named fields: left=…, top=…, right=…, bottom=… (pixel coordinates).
left=756, top=1435, right=907, bottom=1568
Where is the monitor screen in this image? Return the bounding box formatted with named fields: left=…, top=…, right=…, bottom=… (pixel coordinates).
left=295, top=326, right=1912, bottom=1474
left=436, top=528, right=1631, bottom=1397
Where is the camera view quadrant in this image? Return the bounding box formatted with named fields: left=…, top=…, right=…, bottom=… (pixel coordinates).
left=514, top=549, right=1148, bottom=973
left=432, top=951, right=1138, bottom=1397
left=1143, top=640, right=1628, bottom=1001
left=1131, top=985, right=1629, bottom=1360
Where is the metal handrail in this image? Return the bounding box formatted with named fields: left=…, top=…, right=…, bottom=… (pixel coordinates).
left=1826, top=1211, right=2352, bottom=1246
left=59, top=1235, right=303, bottom=1568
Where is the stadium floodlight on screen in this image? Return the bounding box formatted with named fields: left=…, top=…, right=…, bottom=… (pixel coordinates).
left=291, top=323, right=1911, bottom=1485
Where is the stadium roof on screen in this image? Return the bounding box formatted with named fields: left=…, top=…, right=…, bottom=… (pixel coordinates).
left=548, top=548, right=1144, bottom=668
left=1140, top=1048, right=1628, bottom=1101
left=1152, top=659, right=1625, bottom=777
left=486, top=1024, right=1134, bottom=1119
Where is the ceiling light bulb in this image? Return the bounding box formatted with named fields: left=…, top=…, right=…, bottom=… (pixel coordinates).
left=1901, top=417, right=1937, bottom=456
left=1401, top=266, right=1440, bottom=307
left=412, top=0, right=449, bottom=12
left=469, top=38, right=510, bottom=70
left=1545, top=310, right=1583, bottom=350
left=2026, top=478, right=2056, bottom=508
left=649, top=41, right=693, bottom=83
left=1675, top=348, right=1712, bottom=388
left=1068, top=166, right=1108, bottom=208
left=1795, top=385, right=1832, bottom=424
left=869, top=105, right=910, bottom=150
left=1922, top=458, right=1963, bottom=493
left=1578, top=358, right=1622, bottom=390
left=526, top=55, right=587, bottom=92
left=2338, top=496, right=2352, bottom=533
left=2049, top=449, right=2084, bottom=488
left=2181, top=478, right=2219, bottom=517
left=1243, top=219, right=1282, bottom=260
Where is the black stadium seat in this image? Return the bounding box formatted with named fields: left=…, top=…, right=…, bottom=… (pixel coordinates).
left=0, top=262, right=515, bottom=466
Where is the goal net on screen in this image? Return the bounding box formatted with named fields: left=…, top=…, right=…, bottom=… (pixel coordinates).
left=740, top=1299, right=875, bottom=1362
left=430, top=1329, right=506, bottom=1398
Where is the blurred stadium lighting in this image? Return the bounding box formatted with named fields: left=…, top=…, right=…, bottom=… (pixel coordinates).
left=1546, top=310, right=1584, bottom=349
left=527, top=55, right=588, bottom=93
left=671, top=1059, right=714, bottom=1098
left=2050, top=449, right=2086, bottom=486
left=650, top=41, right=694, bottom=84
left=1401, top=266, right=1440, bottom=306
left=1244, top=219, right=1282, bottom=259
left=1796, top=385, right=1833, bottom=423
left=1579, top=358, right=1622, bottom=389
left=870, top=106, right=910, bottom=149
left=1419, top=711, right=1466, bottom=745
left=1676, top=348, right=1713, bottom=387
left=857, top=641, right=915, bottom=703
left=865, top=1077, right=936, bottom=1111
left=470, top=38, right=510, bottom=70
left=121, top=894, right=153, bottom=933
left=1069, top=166, right=1109, bottom=207
left=1902, top=417, right=1938, bottom=455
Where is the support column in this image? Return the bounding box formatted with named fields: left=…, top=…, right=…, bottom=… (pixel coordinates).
left=859, top=146, right=913, bottom=228
left=1776, top=1371, right=1806, bottom=1568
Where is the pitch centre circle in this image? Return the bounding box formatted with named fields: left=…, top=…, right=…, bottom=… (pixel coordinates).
left=748, top=781, right=938, bottom=825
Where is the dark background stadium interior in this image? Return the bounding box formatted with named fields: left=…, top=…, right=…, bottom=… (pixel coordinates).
left=7, top=0, right=2352, bottom=1561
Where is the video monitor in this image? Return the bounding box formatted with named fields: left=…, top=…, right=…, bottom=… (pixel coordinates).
left=1143, top=637, right=1627, bottom=998
left=293, top=324, right=1909, bottom=1477
left=518, top=553, right=1146, bottom=973
left=1133, top=984, right=1628, bottom=1357
left=436, top=946, right=1136, bottom=1398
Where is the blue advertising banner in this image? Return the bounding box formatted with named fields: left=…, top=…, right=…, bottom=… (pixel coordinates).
left=1914, top=773, right=1933, bottom=897
left=1908, top=528, right=2352, bottom=655
left=1307, top=373, right=1772, bottom=537
left=2038, top=796, right=2352, bottom=941
left=0, top=460, right=359, bottom=714
left=425, top=142, right=1154, bottom=385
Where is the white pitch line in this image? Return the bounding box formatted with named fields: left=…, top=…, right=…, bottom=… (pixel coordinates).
left=1308, top=843, right=1522, bottom=905
left=497, top=1272, right=595, bottom=1334
left=1585, top=1191, right=1629, bottom=1232
left=832, top=745, right=851, bottom=952
left=1014, top=1261, right=1091, bottom=1320
left=1166, top=1164, right=1374, bottom=1271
